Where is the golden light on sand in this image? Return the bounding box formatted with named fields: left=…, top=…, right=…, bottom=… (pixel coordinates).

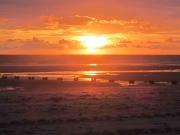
left=79, top=36, right=109, bottom=53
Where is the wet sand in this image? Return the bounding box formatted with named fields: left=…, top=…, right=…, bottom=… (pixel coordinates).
left=0, top=80, right=180, bottom=135
left=82, top=72, right=180, bottom=81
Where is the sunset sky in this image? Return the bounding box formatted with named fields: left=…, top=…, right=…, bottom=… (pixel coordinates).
left=0, top=0, right=180, bottom=54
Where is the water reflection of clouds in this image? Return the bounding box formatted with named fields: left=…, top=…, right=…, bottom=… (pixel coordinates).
left=0, top=87, right=24, bottom=92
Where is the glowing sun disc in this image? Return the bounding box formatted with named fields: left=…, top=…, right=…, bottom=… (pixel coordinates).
left=79, top=36, right=108, bottom=49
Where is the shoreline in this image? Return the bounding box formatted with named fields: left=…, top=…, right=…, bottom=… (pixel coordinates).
left=1, top=71, right=180, bottom=82
left=0, top=79, right=120, bottom=87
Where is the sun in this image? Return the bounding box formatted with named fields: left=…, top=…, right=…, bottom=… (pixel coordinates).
left=79, top=36, right=109, bottom=52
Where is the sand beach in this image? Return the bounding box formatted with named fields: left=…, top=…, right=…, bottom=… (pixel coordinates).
left=0, top=78, right=180, bottom=135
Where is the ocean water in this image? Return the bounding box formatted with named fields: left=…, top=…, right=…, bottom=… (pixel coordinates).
left=0, top=55, right=180, bottom=80
left=0, top=55, right=180, bottom=65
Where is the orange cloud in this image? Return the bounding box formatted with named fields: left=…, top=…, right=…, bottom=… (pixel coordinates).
left=38, top=15, right=154, bottom=33
left=0, top=37, right=84, bottom=50
left=166, top=37, right=180, bottom=43
left=40, top=15, right=96, bottom=29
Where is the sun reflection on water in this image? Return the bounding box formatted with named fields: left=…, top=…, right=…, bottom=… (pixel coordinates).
left=89, top=64, right=97, bottom=66
left=86, top=71, right=97, bottom=76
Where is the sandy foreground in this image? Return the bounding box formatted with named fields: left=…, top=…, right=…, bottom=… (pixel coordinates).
left=0, top=80, right=180, bottom=135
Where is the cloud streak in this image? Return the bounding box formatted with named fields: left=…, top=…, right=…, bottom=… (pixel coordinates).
left=0, top=38, right=85, bottom=50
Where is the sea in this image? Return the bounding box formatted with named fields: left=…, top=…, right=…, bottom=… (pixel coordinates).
left=0, top=55, right=180, bottom=81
